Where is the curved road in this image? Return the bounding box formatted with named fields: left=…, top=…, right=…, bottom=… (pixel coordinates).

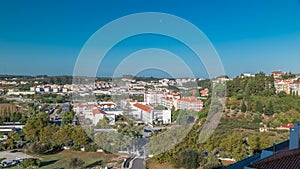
left=130, top=158, right=144, bottom=169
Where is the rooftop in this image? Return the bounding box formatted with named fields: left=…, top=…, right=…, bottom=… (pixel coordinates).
left=133, top=103, right=153, bottom=112
left=178, top=96, right=202, bottom=103
left=249, top=148, right=300, bottom=169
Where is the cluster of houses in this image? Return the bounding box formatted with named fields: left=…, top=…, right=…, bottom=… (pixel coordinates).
left=29, top=82, right=113, bottom=94
left=237, top=71, right=300, bottom=96
left=271, top=71, right=300, bottom=95
left=0, top=80, right=31, bottom=85
left=259, top=123, right=295, bottom=132
left=73, top=100, right=172, bottom=126
left=71, top=77, right=207, bottom=127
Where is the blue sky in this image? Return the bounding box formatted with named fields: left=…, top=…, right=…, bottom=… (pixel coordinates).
left=1, top=0, right=300, bottom=77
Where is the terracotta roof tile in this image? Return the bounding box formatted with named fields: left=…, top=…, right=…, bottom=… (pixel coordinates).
left=281, top=123, right=295, bottom=129
left=133, top=103, right=153, bottom=112
left=249, top=148, right=300, bottom=169
left=92, top=109, right=106, bottom=115
left=272, top=71, right=283, bottom=75
left=179, top=96, right=202, bottom=103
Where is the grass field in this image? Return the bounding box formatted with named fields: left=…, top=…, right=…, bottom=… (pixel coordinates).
left=146, top=159, right=175, bottom=169
left=41, top=150, right=124, bottom=169
left=8, top=150, right=124, bottom=169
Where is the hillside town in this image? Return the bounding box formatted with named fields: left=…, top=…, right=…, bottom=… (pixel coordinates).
left=1, top=71, right=300, bottom=168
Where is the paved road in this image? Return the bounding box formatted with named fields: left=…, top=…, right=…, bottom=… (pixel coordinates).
left=130, top=158, right=144, bottom=169
left=0, top=150, right=33, bottom=163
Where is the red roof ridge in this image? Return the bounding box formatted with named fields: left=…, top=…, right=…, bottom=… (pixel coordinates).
left=133, top=103, right=153, bottom=112
left=179, top=96, right=201, bottom=103
left=92, top=109, right=106, bottom=115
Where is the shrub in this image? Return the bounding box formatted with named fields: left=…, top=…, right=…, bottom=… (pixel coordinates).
left=21, top=158, right=40, bottom=168
left=85, top=143, right=98, bottom=152
left=68, top=158, right=85, bottom=169
left=27, top=142, right=49, bottom=154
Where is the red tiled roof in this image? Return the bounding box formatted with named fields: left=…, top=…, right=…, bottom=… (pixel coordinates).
left=88, top=105, right=96, bottom=109
left=99, top=103, right=115, bottom=107
left=92, top=109, right=106, bottom=116
left=133, top=103, right=153, bottom=112
left=276, top=80, right=293, bottom=83
left=96, top=81, right=107, bottom=84
left=179, top=96, right=202, bottom=103
left=272, top=71, right=283, bottom=75
left=172, top=93, right=180, bottom=96
left=281, top=123, right=295, bottom=129
left=128, top=99, right=136, bottom=102
left=249, top=148, right=300, bottom=169
left=200, top=89, right=209, bottom=96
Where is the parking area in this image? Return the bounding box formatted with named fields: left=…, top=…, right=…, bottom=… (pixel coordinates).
left=0, top=150, right=33, bottom=163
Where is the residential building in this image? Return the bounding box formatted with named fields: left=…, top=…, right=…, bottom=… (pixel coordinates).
left=73, top=102, right=122, bottom=125
left=131, top=103, right=171, bottom=125
left=240, top=73, right=255, bottom=78
left=274, top=80, right=293, bottom=94
left=132, top=103, right=153, bottom=124
left=153, top=109, right=171, bottom=124
left=144, top=92, right=164, bottom=105
left=200, top=88, right=209, bottom=97
left=290, top=82, right=300, bottom=95
left=177, top=96, right=203, bottom=111
left=271, top=71, right=283, bottom=79
left=160, top=92, right=180, bottom=110
left=161, top=97, right=174, bottom=110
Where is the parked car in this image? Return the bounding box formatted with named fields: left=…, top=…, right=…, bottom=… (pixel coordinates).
left=9, top=150, right=19, bottom=153
left=1, top=161, right=9, bottom=167
left=12, top=159, right=20, bottom=165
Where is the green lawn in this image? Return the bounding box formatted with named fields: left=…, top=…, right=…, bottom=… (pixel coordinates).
left=38, top=150, right=118, bottom=169
left=6, top=150, right=120, bottom=169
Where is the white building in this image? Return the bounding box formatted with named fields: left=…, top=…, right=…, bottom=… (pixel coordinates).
left=144, top=92, right=164, bottom=105
left=177, top=96, right=203, bottom=112
left=132, top=103, right=171, bottom=125
left=73, top=102, right=121, bottom=126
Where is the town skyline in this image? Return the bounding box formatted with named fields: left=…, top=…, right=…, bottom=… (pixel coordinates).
left=0, top=69, right=296, bottom=79
left=1, top=1, right=300, bottom=77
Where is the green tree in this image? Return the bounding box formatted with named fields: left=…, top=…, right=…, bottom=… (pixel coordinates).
left=40, top=124, right=59, bottom=147
left=23, top=112, right=49, bottom=142
left=68, top=158, right=85, bottom=169
left=6, top=138, right=14, bottom=149
left=265, top=100, right=274, bottom=116
left=241, top=101, right=247, bottom=113
left=278, top=91, right=287, bottom=97
left=54, top=124, right=73, bottom=147
left=248, top=133, right=271, bottom=154
left=204, top=154, right=222, bottom=169
left=21, top=158, right=40, bottom=168
left=62, top=111, right=75, bottom=126
left=96, top=116, right=110, bottom=129
left=71, top=126, right=89, bottom=147
left=10, top=112, right=22, bottom=122
left=214, top=83, right=226, bottom=97
left=255, top=100, right=263, bottom=113
left=172, top=109, right=180, bottom=122
left=174, top=149, right=200, bottom=169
